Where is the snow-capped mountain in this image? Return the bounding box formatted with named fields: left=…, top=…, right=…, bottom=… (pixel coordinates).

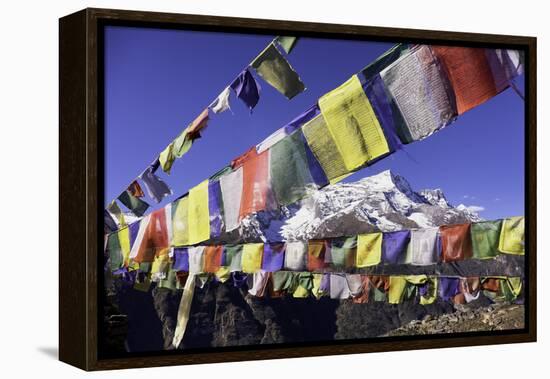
left=232, top=170, right=482, bottom=243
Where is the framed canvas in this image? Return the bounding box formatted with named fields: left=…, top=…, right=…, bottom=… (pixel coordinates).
left=59, top=8, right=536, bottom=371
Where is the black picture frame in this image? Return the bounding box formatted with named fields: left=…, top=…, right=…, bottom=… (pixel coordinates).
left=59, top=7, right=537, bottom=371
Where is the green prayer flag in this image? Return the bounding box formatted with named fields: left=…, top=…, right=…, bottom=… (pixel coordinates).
left=251, top=43, right=305, bottom=99
left=173, top=129, right=194, bottom=158
left=471, top=220, right=502, bottom=259
left=330, top=236, right=357, bottom=268
left=106, top=232, right=123, bottom=271
left=270, top=130, right=316, bottom=205
left=118, top=190, right=149, bottom=217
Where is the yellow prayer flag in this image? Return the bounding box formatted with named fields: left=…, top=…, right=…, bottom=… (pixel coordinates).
left=356, top=232, right=383, bottom=267
left=241, top=243, right=264, bottom=273
left=302, top=114, right=349, bottom=183
left=318, top=75, right=390, bottom=171
left=118, top=227, right=131, bottom=267
left=498, top=216, right=525, bottom=255
left=172, top=197, right=190, bottom=246
left=188, top=180, right=211, bottom=245
left=215, top=267, right=231, bottom=283
left=388, top=276, right=408, bottom=304
left=293, top=285, right=310, bottom=298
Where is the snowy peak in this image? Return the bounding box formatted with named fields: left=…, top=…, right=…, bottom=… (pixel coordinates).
left=419, top=188, right=451, bottom=208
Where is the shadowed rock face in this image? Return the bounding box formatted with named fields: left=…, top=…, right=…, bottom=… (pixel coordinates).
left=102, top=171, right=522, bottom=354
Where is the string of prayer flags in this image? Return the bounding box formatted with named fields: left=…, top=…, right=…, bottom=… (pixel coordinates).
left=431, top=46, right=506, bottom=115
left=118, top=189, right=150, bottom=217
left=356, top=233, right=383, bottom=267
left=440, top=223, right=473, bottom=263
left=275, top=36, right=298, bottom=54
left=208, top=86, right=232, bottom=114
left=381, top=45, right=457, bottom=142
left=408, top=227, right=440, bottom=265
left=139, top=160, right=173, bottom=203
left=187, top=180, right=211, bottom=245
left=230, top=68, right=261, bottom=112
left=471, top=220, right=502, bottom=259
left=498, top=216, right=525, bottom=255
left=250, top=42, right=306, bottom=100
left=318, top=74, right=390, bottom=172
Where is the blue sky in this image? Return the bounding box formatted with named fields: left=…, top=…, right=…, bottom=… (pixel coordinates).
left=104, top=26, right=525, bottom=220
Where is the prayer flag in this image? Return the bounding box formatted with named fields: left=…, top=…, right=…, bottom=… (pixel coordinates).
left=284, top=241, right=307, bottom=271
left=208, top=180, right=224, bottom=238
left=203, top=245, right=223, bottom=273
left=388, top=276, right=408, bottom=304
left=118, top=190, right=149, bottom=217
left=171, top=196, right=189, bottom=246
left=318, top=75, right=390, bottom=171
left=381, top=45, right=457, bottom=141
left=382, top=230, right=410, bottom=264
left=172, top=247, right=189, bottom=272
left=130, top=209, right=169, bottom=263
left=241, top=243, right=264, bottom=273
left=431, top=46, right=503, bottom=114
left=356, top=232, right=383, bottom=267
left=471, top=220, right=502, bottom=259
left=219, top=167, right=243, bottom=231
left=330, top=236, right=357, bottom=269
left=270, top=129, right=320, bottom=205
left=139, top=161, right=173, bottom=203
left=498, top=216, right=525, bottom=255
left=209, top=86, right=232, bottom=114
left=261, top=243, right=285, bottom=272
left=251, top=42, right=305, bottom=99
left=235, top=148, right=275, bottom=218
left=224, top=245, right=243, bottom=272
left=440, top=223, right=473, bottom=262
left=330, top=274, right=351, bottom=299
left=159, top=142, right=176, bottom=174
left=127, top=180, right=145, bottom=198
left=230, top=68, right=260, bottom=112
left=409, top=227, right=440, bottom=265
left=302, top=114, right=348, bottom=183
left=188, top=246, right=205, bottom=274
left=188, top=180, right=211, bottom=244
left=307, top=240, right=329, bottom=271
